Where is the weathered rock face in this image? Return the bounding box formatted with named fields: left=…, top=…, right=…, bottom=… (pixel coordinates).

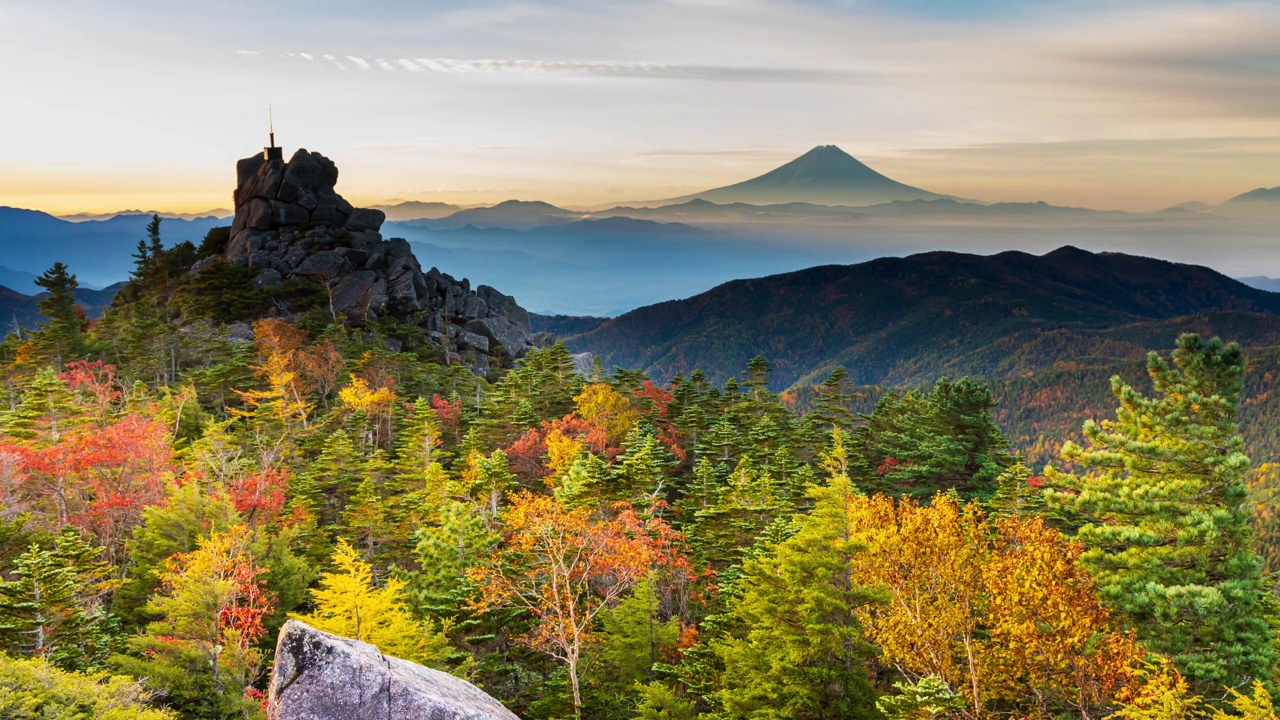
left=268, top=620, right=520, bottom=720
left=223, top=148, right=533, bottom=365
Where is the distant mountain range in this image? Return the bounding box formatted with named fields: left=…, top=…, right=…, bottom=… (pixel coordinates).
left=0, top=208, right=227, bottom=290
left=58, top=209, right=231, bottom=222
left=406, top=200, right=579, bottom=230
left=385, top=216, right=833, bottom=316
left=371, top=201, right=463, bottom=221
left=558, top=246, right=1280, bottom=390
left=2, top=146, right=1277, bottom=316
left=1239, top=276, right=1280, bottom=293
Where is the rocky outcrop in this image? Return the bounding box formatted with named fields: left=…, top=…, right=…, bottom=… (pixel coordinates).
left=268, top=620, right=519, bottom=720
left=220, top=148, right=533, bottom=365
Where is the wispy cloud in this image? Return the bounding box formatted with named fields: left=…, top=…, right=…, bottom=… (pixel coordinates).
left=245, top=51, right=865, bottom=83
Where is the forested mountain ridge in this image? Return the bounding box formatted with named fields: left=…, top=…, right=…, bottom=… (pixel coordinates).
left=564, top=245, right=1280, bottom=390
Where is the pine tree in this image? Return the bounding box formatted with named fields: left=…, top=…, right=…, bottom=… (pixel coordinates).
left=806, top=366, right=859, bottom=438
left=686, top=455, right=780, bottom=572
left=701, top=416, right=738, bottom=465
left=0, top=367, right=84, bottom=442
left=986, top=461, right=1048, bottom=519
left=0, top=653, right=175, bottom=720
left=1045, top=334, right=1274, bottom=693
left=114, top=526, right=272, bottom=720
left=343, top=474, right=388, bottom=563
left=114, top=480, right=239, bottom=625
left=405, top=499, right=496, bottom=622
left=583, top=576, right=683, bottom=717
left=741, top=355, right=773, bottom=404
left=682, top=457, right=723, bottom=517
left=305, top=430, right=361, bottom=525
left=130, top=239, right=151, bottom=281
left=145, top=214, right=164, bottom=261
left=460, top=449, right=516, bottom=523
left=554, top=451, right=609, bottom=511
left=395, top=397, right=451, bottom=480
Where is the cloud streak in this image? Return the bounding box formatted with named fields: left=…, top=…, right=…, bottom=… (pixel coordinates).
left=242, top=51, right=866, bottom=83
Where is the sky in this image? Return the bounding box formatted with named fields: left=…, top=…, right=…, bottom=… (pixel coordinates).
left=1, top=0, right=1278, bottom=214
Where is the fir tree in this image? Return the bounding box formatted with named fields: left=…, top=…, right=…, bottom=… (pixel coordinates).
left=613, top=423, right=674, bottom=506
left=853, top=378, right=1013, bottom=501
left=712, top=436, right=882, bottom=720
left=32, top=262, right=85, bottom=363
left=0, top=528, right=119, bottom=671
left=1045, top=334, right=1275, bottom=693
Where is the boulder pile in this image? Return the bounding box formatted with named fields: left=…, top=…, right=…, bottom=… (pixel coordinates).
left=212, top=148, right=533, bottom=370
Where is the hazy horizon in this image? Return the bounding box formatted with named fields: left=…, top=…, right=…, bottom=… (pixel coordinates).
left=3, top=0, right=1279, bottom=215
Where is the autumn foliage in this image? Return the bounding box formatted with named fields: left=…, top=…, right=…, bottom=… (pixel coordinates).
left=848, top=494, right=1143, bottom=718
left=471, top=490, right=683, bottom=716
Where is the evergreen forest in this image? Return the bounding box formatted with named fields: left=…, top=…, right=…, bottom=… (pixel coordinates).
left=4, top=229, right=1280, bottom=720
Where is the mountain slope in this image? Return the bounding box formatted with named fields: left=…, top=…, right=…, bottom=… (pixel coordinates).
left=563, top=246, right=1280, bottom=389
left=0, top=282, right=124, bottom=331
left=1239, top=276, right=1280, bottom=293
left=1227, top=187, right=1280, bottom=204
left=371, top=201, right=462, bottom=221
left=410, top=200, right=580, bottom=230
left=658, top=145, right=946, bottom=206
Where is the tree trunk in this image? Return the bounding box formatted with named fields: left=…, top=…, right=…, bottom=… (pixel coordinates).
left=568, top=653, right=582, bottom=720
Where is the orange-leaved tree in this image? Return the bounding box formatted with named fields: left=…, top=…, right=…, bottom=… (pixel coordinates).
left=469, top=491, right=670, bottom=718
left=231, top=319, right=312, bottom=444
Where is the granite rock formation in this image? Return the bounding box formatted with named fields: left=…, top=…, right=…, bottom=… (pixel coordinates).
left=218, top=148, right=533, bottom=365
left=268, top=620, right=520, bottom=720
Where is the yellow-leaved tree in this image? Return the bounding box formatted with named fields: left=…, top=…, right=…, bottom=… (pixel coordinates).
left=573, top=383, right=639, bottom=445
left=292, top=539, right=450, bottom=668
left=848, top=494, right=1145, bottom=718
left=337, top=374, right=398, bottom=450
left=231, top=319, right=312, bottom=441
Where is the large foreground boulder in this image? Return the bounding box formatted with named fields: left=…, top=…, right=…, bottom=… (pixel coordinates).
left=268, top=620, right=519, bottom=720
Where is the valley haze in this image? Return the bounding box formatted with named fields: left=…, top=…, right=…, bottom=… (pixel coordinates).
left=3, top=144, right=1278, bottom=318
